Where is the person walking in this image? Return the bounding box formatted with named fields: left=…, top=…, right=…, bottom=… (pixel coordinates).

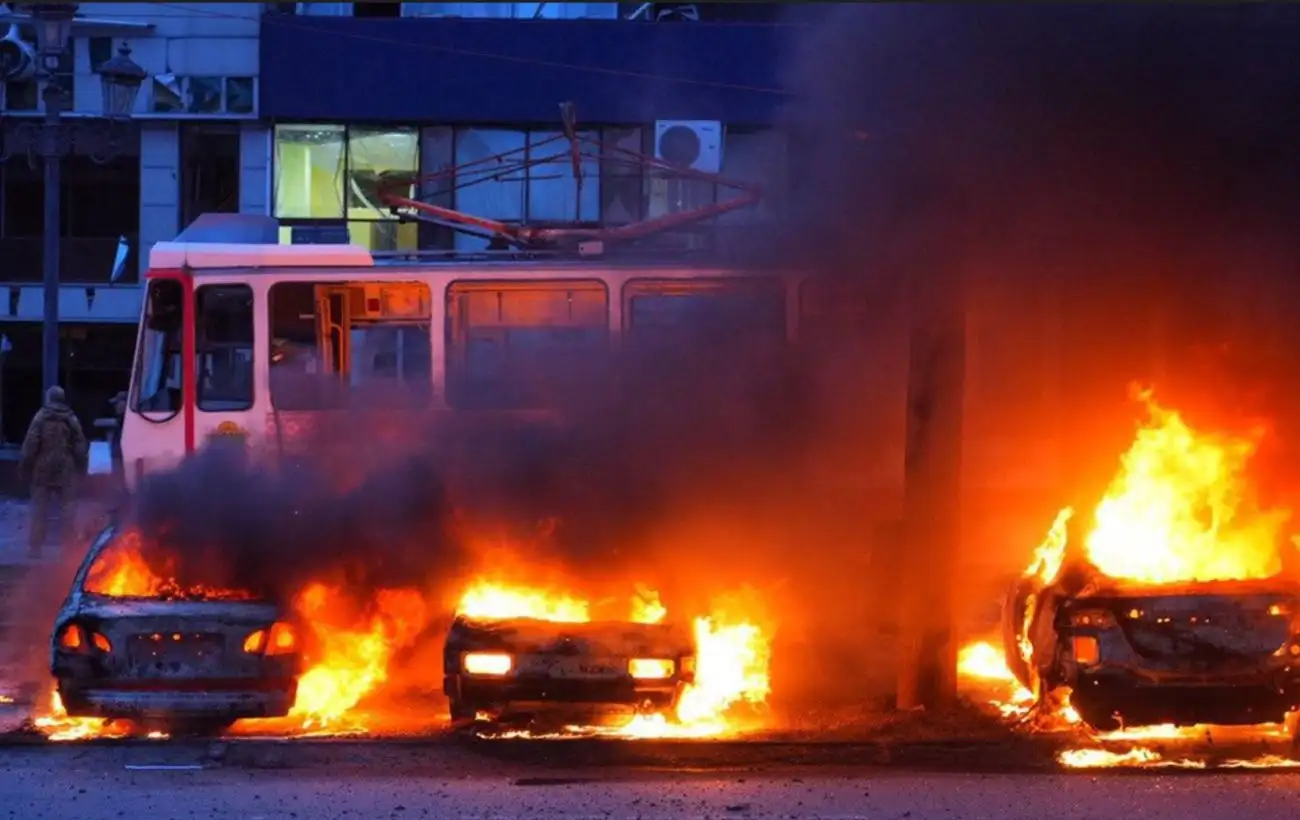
left=18, top=386, right=88, bottom=558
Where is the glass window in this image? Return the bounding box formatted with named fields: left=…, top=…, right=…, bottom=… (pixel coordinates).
left=274, top=124, right=346, bottom=219
left=447, top=282, right=609, bottom=410
left=269, top=281, right=432, bottom=410
left=454, top=128, right=526, bottom=221
left=625, top=279, right=787, bottom=348
left=131, top=279, right=185, bottom=415
left=196, top=285, right=254, bottom=412
left=527, top=130, right=600, bottom=222
left=347, top=127, right=417, bottom=211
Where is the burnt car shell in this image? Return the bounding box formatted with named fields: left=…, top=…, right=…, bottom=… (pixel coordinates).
left=1050, top=578, right=1300, bottom=730
left=443, top=615, right=695, bottom=723
left=51, top=525, right=302, bottom=726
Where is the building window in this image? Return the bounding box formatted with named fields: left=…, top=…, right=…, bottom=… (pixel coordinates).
left=273, top=124, right=346, bottom=219
left=151, top=75, right=257, bottom=116
left=180, top=124, right=240, bottom=229
left=88, top=37, right=114, bottom=71
left=196, top=284, right=255, bottom=412
left=346, top=126, right=419, bottom=252
left=446, top=280, right=609, bottom=410
left=268, top=280, right=432, bottom=410
left=527, top=130, right=600, bottom=223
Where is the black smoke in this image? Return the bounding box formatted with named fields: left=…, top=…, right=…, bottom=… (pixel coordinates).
left=115, top=3, right=1300, bottom=717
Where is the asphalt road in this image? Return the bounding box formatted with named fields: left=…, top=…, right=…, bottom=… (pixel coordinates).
left=1, top=741, right=1299, bottom=820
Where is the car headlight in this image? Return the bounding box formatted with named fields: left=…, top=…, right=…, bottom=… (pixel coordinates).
left=463, top=651, right=513, bottom=677
left=628, top=658, right=675, bottom=680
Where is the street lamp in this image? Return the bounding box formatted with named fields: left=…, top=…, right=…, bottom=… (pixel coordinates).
left=0, top=3, right=146, bottom=392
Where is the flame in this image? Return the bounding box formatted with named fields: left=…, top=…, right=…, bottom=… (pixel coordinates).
left=455, top=581, right=772, bottom=737
left=240, top=583, right=432, bottom=736
left=457, top=581, right=589, bottom=623
left=33, top=691, right=166, bottom=742
left=1084, top=390, right=1288, bottom=584
left=956, top=641, right=1035, bottom=720
left=82, top=529, right=253, bottom=601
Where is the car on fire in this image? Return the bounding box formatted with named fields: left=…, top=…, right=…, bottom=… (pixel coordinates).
left=443, top=614, right=696, bottom=726
left=1003, top=519, right=1300, bottom=735
left=51, top=524, right=303, bottom=734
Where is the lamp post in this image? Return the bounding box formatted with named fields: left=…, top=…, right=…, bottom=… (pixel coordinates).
left=0, top=3, right=145, bottom=392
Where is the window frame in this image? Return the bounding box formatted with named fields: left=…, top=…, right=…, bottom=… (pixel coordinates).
left=130, top=277, right=186, bottom=417
left=194, top=282, right=256, bottom=413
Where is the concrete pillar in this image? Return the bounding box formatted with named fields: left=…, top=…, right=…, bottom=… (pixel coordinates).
left=239, top=124, right=271, bottom=216
left=138, top=124, right=181, bottom=273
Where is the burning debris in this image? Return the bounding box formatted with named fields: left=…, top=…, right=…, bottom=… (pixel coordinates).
left=959, top=388, right=1300, bottom=768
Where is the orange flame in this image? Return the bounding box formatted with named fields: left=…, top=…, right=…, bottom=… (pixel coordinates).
left=82, top=530, right=253, bottom=601
left=1083, top=390, right=1288, bottom=584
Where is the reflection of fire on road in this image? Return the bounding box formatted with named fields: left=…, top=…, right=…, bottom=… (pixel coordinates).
left=959, top=388, right=1300, bottom=768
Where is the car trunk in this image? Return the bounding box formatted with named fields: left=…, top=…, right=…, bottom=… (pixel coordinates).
left=76, top=599, right=280, bottom=681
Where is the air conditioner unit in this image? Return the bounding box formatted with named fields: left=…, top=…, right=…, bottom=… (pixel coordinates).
left=0, top=25, right=36, bottom=82
left=654, top=120, right=723, bottom=174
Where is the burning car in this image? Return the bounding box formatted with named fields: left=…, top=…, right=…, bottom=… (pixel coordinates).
left=442, top=582, right=698, bottom=727
left=1001, top=392, right=1300, bottom=740
left=1006, top=532, right=1300, bottom=731
left=51, top=525, right=303, bottom=734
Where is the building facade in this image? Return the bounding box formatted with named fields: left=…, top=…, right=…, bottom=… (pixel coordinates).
left=0, top=1, right=789, bottom=440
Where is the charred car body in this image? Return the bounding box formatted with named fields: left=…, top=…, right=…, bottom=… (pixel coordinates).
left=52, top=525, right=303, bottom=732
left=443, top=616, right=695, bottom=725
left=1005, top=554, right=1300, bottom=732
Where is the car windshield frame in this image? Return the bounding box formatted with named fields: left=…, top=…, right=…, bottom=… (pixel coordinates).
left=73, top=523, right=271, bottom=604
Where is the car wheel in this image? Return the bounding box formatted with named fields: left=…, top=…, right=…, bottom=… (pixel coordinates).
left=1000, top=575, right=1038, bottom=690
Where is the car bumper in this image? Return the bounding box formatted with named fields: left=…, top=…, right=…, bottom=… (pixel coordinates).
left=444, top=674, right=683, bottom=713
left=58, top=680, right=296, bottom=720
left=1070, top=667, right=1300, bottom=727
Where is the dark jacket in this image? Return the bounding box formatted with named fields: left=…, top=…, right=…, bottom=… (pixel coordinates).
left=20, top=387, right=89, bottom=489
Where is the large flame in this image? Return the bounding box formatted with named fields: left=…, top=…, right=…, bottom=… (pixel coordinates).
left=284, top=583, right=430, bottom=732
left=1083, top=391, right=1288, bottom=584
left=957, top=389, right=1299, bottom=768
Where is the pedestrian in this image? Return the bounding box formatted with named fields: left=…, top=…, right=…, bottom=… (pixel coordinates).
left=18, top=385, right=88, bottom=558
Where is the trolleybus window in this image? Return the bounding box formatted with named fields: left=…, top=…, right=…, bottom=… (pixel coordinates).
left=446, top=281, right=609, bottom=410
left=268, top=281, right=433, bottom=410
left=624, top=279, right=787, bottom=348
left=196, top=284, right=254, bottom=412
left=132, top=279, right=184, bottom=415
